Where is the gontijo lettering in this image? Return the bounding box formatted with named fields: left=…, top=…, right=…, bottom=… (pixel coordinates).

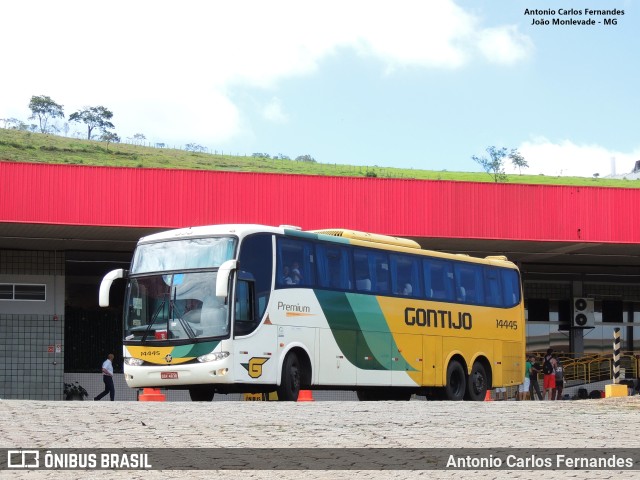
left=405, top=307, right=472, bottom=330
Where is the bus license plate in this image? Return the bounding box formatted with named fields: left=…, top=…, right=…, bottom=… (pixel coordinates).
left=161, top=372, right=178, bottom=379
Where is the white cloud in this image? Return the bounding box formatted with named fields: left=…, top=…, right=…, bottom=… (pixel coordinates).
left=1, top=1, right=532, bottom=145
left=262, top=98, right=289, bottom=124
left=510, top=138, right=640, bottom=177
left=476, top=26, right=534, bottom=65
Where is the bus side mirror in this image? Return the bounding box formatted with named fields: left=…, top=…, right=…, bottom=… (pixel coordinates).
left=216, top=260, right=238, bottom=298
left=99, top=269, right=126, bottom=307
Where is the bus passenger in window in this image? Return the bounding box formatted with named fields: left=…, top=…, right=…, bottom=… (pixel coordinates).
left=402, top=283, right=413, bottom=296
left=292, top=262, right=303, bottom=279
left=291, top=267, right=302, bottom=285
left=281, top=266, right=293, bottom=285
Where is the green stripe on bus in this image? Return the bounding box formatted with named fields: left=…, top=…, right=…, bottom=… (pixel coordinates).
left=315, top=290, right=360, bottom=365
left=314, top=290, right=384, bottom=370
left=345, top=293, right=392, bottom=370
left=172, top=341, right=220, bottom=358
left=346, top=293, right=413, bottom=371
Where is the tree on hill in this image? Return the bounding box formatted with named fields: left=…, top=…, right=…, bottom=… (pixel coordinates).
left=132, top=133, right=146, bottom=145
left=510, top=150, right=529, bottom=175
left=28, top=95, right=65, bottom=133
left=69, top=106, right=115, bottom=139
left=472, top=146, right=526, bottom=182
left=2, top=118, right=30, bottom=130
left=100, top=131, right=120, bottom=151
left=185, top=143, right=206, bottom=153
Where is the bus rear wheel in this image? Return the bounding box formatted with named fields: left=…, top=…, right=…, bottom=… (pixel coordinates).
left=277, top=352, right=301, bottom=401
left=444, top=360, right=466, bottom=400
left=188, top=385, right=215, bottom=402
left=465, top=362, right=488, bottom=401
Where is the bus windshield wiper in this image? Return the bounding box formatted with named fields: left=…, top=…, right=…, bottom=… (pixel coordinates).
left=141, top=299, right=166, bottom=342
left=167, top=284, right=198, bottom=339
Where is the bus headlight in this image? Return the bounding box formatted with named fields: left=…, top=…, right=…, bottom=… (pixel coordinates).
left=124, top=357, right=145, bottom=366
left=197, top=351, right=230, bottom=363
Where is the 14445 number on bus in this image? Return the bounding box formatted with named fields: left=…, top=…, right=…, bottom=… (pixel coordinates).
left=496, top=319, right=518, bottom=330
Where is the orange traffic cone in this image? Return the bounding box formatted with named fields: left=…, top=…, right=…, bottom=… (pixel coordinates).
left=297, top=390, right=314, bottom=402
left=484, top=390, right=493, bottom=402
left=139, top=388, right=166, bottom=402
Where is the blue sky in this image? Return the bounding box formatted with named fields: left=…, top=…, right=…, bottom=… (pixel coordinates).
left=2, top=0, right=638, bottom=177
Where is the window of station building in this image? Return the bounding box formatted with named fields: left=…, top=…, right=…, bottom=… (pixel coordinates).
left=601, top=299, right=624, bottom=323
left=557, top=299, right=572, bottom=330
left=526, top=298, right=550, bottom=321
left=0, top=284, right=12, bottom=300
left=0, top=283, right=46, bottom=301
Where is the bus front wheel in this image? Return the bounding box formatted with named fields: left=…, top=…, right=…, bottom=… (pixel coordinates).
left=188, top=385, right=215, bottom=402
left=277, top=352, right=301, bottom=401
left=444, top=360, right=466, bottom=400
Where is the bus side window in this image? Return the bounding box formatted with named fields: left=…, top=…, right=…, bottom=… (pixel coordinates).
left=276, top=237, right=315, bottom=288
left=390, top=253, right=422, bottom=297
left=424, top=259, right=454, bottom=301
left=353, top=248, right=389, bottom=295
left=483, top=267, right=503, bottom=306
left=372, top=252, right=389, bottom=294
left=353, top=250, right=371, bottom=292
left=316, top=244, right=352, bottom=290
left=454, top=263, right=485, bottom=304
left=238, top=233, right=273, bottom=322
left=501, top=269, right=520, bottom=307
left=234, top=279, right=255, bottom=336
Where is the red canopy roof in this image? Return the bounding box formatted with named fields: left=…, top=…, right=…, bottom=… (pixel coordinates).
left=1, top=161, right=638, bottom=244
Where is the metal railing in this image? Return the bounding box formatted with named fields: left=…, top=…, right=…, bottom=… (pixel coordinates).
left=529, top=351, right=639, bottom=386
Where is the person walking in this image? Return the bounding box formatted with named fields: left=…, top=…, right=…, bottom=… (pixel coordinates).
left=94, top=353, right=116, bottom=401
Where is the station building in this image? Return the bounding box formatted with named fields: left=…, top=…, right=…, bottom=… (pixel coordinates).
left=1, top=161, right=639, bottom=399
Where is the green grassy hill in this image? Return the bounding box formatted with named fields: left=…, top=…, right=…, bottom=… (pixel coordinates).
left=1, top=128, right=637, bottom=188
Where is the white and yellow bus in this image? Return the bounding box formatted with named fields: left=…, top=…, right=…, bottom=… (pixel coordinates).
left=99, top=224, right=525, bottom=401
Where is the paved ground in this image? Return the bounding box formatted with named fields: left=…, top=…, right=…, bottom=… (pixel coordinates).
left=1, top=396, right=639, bottom=479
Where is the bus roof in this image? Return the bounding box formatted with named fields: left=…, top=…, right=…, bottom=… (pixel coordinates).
left=137, top=224, right=286, bottom=243
left=137, top=224, right=518, bottom=270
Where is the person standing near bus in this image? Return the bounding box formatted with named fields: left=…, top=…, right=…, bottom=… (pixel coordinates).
left=94, top=353, right=115, bottom=401
left=529, top=355, right=543, bottom=400
left=518, top=355, right=532, bottom=400
left=553, top=355, right=564, bottom=400
left=542, top=348, right=556, bottom=400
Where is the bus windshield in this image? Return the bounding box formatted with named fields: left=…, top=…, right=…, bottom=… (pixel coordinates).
left=131, top=237, right=236, bottom=274
left=124, top=271, right=229, bottom=341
